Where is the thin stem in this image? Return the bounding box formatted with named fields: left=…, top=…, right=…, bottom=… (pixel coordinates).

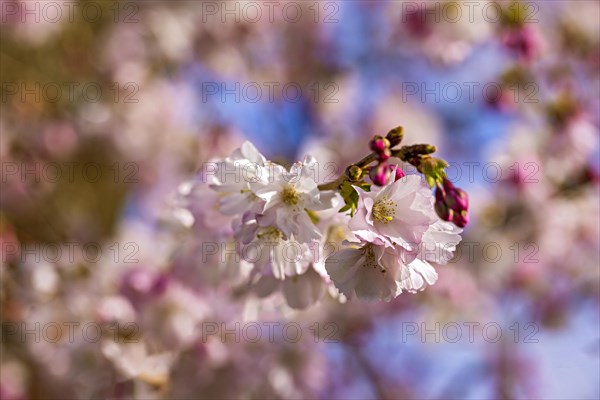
left=317, top=176, right=346, bottom=191
left=317, top=152, right=379, bottom=191
left=355, top=152, right=379, bottom=168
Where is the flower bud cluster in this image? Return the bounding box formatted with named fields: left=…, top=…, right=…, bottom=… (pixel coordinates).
left=368, top=135, right=405, bottom=186
left=435, top=178, right=469, bottom=228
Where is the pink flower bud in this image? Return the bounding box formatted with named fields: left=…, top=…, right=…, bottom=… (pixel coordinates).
left=441, top=178, right=468, bottom=212
left=378, top=148, right=392, bottom=161
left=452, top=210, right=469, bottom=228
left=369, top=136, right=389, bottom=153
left=370, top=162, right=391, bottom=186
left=435, top=201, right=452, bottom=222
left=442, top=177, right=455, bottom=192
left=445, top=187, right=469, bottom=212
left=435, top=187, right=451, bottom=221
left=393, top=166, right=405, bottom=181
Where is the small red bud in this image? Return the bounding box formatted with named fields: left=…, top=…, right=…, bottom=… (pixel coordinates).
left=369, top=136, right=388, bottom=153
left=370, top=162, right=391, bottom=186
left=434, top=186, right=451, bottom=221
left=393, top=166, right=405, bottom=181
left=442, top=177, right=455, bottom=192
left=435, top=185, right=445, bottom=202
left=452, top=210, right=469, bottom=228
left=435, top=201, right=451, bottom=221
left=446, top=188, right=469, bottom=212
left=378, top=148, right=392, bottom=161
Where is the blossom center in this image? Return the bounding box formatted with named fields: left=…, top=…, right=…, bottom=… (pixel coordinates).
left=257, top=227, right=283, bottom=242
left=372, top=197, right=396, bottom=224
left=281, top=185, right=301, bottom=206
left=363, top=244, right=386, bottom=273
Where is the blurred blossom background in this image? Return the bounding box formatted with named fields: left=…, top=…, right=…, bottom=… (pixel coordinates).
left=1, top=0, right=599, bottom=399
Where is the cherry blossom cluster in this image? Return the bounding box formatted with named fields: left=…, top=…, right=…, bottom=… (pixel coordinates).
left=185, top=127, right=468, bottom=305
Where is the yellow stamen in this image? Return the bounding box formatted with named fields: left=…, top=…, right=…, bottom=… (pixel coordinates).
left=372, top=197, right=396, bottom=224
left=281, top=185, right=301, bottom=206
left=257, top=227, right=283, bottom=241
left=363, top=244, right=386, bottom=273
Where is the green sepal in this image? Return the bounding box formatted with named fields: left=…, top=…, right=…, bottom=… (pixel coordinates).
left=425, top=175, right=436, bottom=188
left=338, top=180, right=370, bottom=216
left=419, top=157, right=448, bottom=188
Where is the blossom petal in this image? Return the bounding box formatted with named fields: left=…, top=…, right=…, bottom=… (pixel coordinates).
left=282, top=267, right=326, bottom=309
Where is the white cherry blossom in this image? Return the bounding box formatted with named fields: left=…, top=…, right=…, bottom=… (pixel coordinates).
left=253, top=266, right=329, bottom=310
left=396, top=220, right=462, bottom=293
left=325, top=218, right=463, bottom=299
left=234, top=213, right=331, bottom=309
left=236, top=216, right=313, bottom=280
left=325, top=242, right=407, bottom=301
left=397, top=258, right=440, bottom=293
left=349, top=175, right=437, bottom=251
left=255, top=155, right=336, bottom=243
left=417, top=220, right=463, bottom=265
left=209, top=141, right=279, bottom=216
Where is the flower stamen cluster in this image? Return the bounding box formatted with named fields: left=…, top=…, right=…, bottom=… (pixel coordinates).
left=372, top=197, right=396, bottom=224
left=281, top=185, right=301, bottom=206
